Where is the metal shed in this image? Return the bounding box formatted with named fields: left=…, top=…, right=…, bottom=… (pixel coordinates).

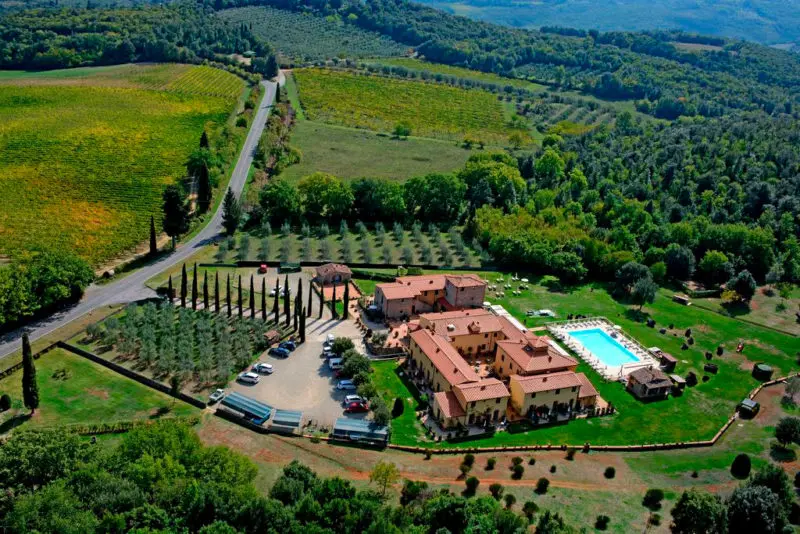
left=331, top=418, right=390, bottom=445
left=271, top=409, right=304, bottom=434
left=220, top=392, right=273, bottom=425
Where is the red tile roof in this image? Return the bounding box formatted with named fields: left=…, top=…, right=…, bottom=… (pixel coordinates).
left=409, top=328, right=479, bottom=386
left=511, top=371, right=583, bottom=394
left=377, top=283, right=420, bottom=300
left=453, top=378, right=510, bottom=404
left=575, top=373, right=598, bottom=399
left=444, top=273, right=485, bottom=288
left=497, top=338, right=577, bottom=374
left=315, top=263, right=352, bottom=277
left=378, top=274, right=487, bottom=302
left=434, top=391, right=466, bottom=419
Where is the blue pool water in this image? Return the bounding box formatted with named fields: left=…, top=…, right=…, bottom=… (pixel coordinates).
left=569, top=328, right=640, bottom=366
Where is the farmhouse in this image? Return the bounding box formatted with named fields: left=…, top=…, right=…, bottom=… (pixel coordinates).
left=313, top=263, right=352, bottom=286
left=374, top=274, right=486, bottom=319
left=626, top=367, right=671, bottom=400
left=408, top=308, right=600, bottom=429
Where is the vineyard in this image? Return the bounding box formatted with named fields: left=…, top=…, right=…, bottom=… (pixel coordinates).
left=218, top=6, right=408, bottom=63
left=293, top=68, right=523, bottom=144
left=0, top=64, right=243, bottom=265
left=376, top=57, right=546, bottom=91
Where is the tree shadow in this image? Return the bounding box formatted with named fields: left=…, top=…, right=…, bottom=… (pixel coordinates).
left=0, top=413, right=31, bottom=434
left=623, top=308, right=652, bottom=323
left=770, top=443, right=797, bottom=463
left=721, top=302, right=752, bottom=318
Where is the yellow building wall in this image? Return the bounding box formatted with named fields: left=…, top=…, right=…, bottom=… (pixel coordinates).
left=509, top=379, right=579, bottom=416
left=461, top=396, right=508, bottom=422
left=409, top=339, right=455, bottom=393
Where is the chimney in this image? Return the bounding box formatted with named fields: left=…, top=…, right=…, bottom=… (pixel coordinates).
left=480, top=385, right=486, bottom=391
left=453, top=367, right=458, bottom=375
left=543, top=377, right=547, bottom=382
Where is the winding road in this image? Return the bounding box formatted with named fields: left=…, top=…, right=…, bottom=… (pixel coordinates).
left=0, top=77, right=280, bottom=360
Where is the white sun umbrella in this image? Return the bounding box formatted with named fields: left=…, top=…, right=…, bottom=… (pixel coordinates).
left=521, top=278, right=529, bottom=283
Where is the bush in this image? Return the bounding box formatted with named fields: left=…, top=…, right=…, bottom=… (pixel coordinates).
left=535, top=477, right=550, bottom=494
left=463, top=453, right=475, bottom=467
left=489, top=482, right=504, bottom=500
left=464, top=476, right=480, bottom=496
left=511, top=465, right=524, bottom=480
left=565, top=448, right=576, bottom=461
left=642, top=488, right=664, bottom=510
left=795, top=471, right=800, bottom=488
left=503, top=493, right=516, bottom=509
left=731, top=454, right=752, bottom=478
left=460, top=463, right=472, bottom=476
left=331, top=337, right=355, bottom=355
left=595, top=515, right=610, bottom=530
left=550, top=465, right=557, bottom=473
left=392, top=397, right=404, bottom=417
left=649, top=513, right=661, bottom=526
left=528, top=457, right=536, bottom=466
left=486, top=457, right=496, bottom=470
left=0, top=393, right=10, bottom=411
left=522, top=501, right=538, bottom=521
left=604, top=467, right=616, bottom=479
left=511, top=456, right=523, bottom=467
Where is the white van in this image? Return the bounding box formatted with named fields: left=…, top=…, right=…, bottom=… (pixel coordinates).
left=328, top=358, right=344, bottom=370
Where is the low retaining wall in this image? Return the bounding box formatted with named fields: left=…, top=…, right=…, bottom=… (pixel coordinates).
left=0, top=341, right=60, bottom=380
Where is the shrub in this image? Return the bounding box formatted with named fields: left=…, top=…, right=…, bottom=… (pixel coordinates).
left=649, top=513, right=661, bottom=526
left=535, top=477, right=549, bottom=494
left=511, top=465, right=524, bottom=480
left=717, top=345, right=724, bottom=355
left=522, top=501, right=538, bottom=521
left=595, top=515, right=610, bottom=530
left=489, top=483, right=504, bottom=500
left=795, top=471, right=800, bottom=488
left=511, top=456, right=523, bottom=467
left=486, top=457, right=496, bottom=470
left=604, top=467, right=616, bottom=479
left=464, top=476, right=480, bottom=496
left=565, top=448, right=576, bottom=461
left=643, top=488, right=664, bottom=510
left=424, top=450, right=432, bottom=460
left=550, top=465, right=557, bottom=473
left=503, top=493, right=516, bottom=509
left=459, top=463, right=472, bottom=476
left=463, top=453, right=475, bottom=467
left=0, top=394, right=10, bottom=411
left=731, top=454, right=752, bottom=478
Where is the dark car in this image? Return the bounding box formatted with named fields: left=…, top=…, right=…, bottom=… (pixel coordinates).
left=269, top=347, right=290, bottom=358
left=344, top=401, right=369, bottom=413
left=280, top=340, right=297, bottom=351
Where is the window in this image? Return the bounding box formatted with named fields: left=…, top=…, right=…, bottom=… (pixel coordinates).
left=495, top=398, right=501, bottom=404
left=501, top=354, right=505, bottom=361
left=555, top=389, right=560, bottom=394
left=471, top=402, right=476, bottom=408
left=484, top=333, right=489, bottom=338
left=530, top=393, right=536, bottom=398
left=572, top=386, right=577, bottom=392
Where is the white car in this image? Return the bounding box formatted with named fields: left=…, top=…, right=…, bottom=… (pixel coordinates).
left=337, top=379, right=356, bottom=390
left=208, top=389, right=225, bottom=404
left=344, top=394, right=364, bottom=405
left=326, top=334, right=335, bottom=344
left=253, top=362, right=274, bottom=374
left=269, top=285, right=283, bottom=297
left=328, top=358, right=344, bottom=370
left=238, top=372, right=260, bottom=384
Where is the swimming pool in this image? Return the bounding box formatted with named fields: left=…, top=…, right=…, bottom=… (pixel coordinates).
left=568, top=328, right=640, bottom=367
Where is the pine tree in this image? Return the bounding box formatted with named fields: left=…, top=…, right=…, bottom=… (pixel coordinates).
left=222, top=189, right=241, bottom=235
left=249, top=275, right=255, bottom=319
left=226, top=274, right=232, bottom=317
left=273, top=278, right=280, bottom=323
left=180, top=264, right=187, bottom=308
left=283, top=275, right=290, bottom=326
left=149, top=215, right=158, bottom=255
left=21, top=333, right=39, bottom=414
left=238, top=275, right=243, bottom=318
left=168, top=275, right=174, bottom=302
left=203, top=271, right=209, bottom=310
left=214, top=272, right=220, bottom=313
left=191, top=264, right=198, bottom=310
left=261, top=278, right=267, bottom=321
left=343, top=281, right=350, bottom=320
left=162, top=185, right=189, bottom=249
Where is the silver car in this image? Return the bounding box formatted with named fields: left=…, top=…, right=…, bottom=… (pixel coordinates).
left=238, top=372, right=260, bottom=384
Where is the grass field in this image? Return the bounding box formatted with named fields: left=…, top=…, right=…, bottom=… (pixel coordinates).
left=0, top=347, right=197, bottom=433
left=376, top=57, right=547, bottom=91
left=293, top=68, right=524, bottom=144
left=219, top=6, right=407, bottom=63
left=0, top=64, right=244, bottom=265
left=280, top=121, right=473, bottom=182
left=362, top=269, right=800, bottom=448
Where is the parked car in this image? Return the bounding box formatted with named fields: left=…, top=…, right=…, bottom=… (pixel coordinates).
left=253, top=362, right=274, bottom=374
left=258, top=264, right=268, bottom=274
left=269, top=285, right=283, bottom=297
left=345, top=401, right=369, bottom=413
left=237, top=372, right=260, bottom=384
left=328, top=358, right=344, bottom=370
left=269, top=347, right=290, bottom=358
left=322, top=348, right=334, bottom=358
left=280, top=340, right=297, bottom=351
left=337, top=379, right=356, bottom=390
left=326, top=334, right=335, bottom=344
left=344, top=394, right=364, bottom=405
left=208, top=389, right=226, bottom=404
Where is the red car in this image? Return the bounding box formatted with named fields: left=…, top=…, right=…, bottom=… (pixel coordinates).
left=258, top=264, right=268, bottom=274
left=345, top=401, right=369, bottom=413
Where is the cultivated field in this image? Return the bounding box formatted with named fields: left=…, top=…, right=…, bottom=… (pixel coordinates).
left=219, top=6, right=408, bottom=62
left=280, top=121, right=472, bottom=182
left=376, top=57, right=547, bottom=91
left=293, top=68, right=523, bottom=144
left=0, top=64, right=244, bottom=265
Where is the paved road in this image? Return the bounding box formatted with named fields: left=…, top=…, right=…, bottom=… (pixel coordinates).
left=0, top=78, right=279, bottom=360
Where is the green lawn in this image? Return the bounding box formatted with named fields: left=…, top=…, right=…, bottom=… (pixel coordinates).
left=367, top=269, right=800, bottom=448
left=0, top=348, right=197, bottom=432
left=280, top=120, right=473, bottom=183
left=372, top=360, right=428, bottom=445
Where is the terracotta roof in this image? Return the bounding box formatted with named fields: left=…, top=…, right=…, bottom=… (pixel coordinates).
left=419, top=310, right=523, bottom=340
left=511, top=371, right=583, bottom=394
left=444, top=273, right=485, bottom=288
left=377, top=283, right=420, bottom=300
left=419, top=309, right=494, bottom=321
left=409, top=328, right=479, bottom=386
left=575, top=373, right=599, bottom=399
left=434, top=391, right=466, bottom=419
left=453, top=378, right=509, bottom=404
left=497, top=338, right=577, bottom=374
left=396, top=274, right=448, bottom=291
left=628, top=367, right=671, bottom=388
left=315, top=263, right=352, bottom=277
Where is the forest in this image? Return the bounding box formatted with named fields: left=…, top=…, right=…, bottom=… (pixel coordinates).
left=0, top=2, right=277, bottom=74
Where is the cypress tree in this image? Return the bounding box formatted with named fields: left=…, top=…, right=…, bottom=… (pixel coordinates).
left=203, top=271, right=209, bottom=310
left=318, top=284, right=324, bottom=319
left=180, top=264, right=187, bottom=308
left=191, top=264, right=198, bottom=310
left=238, top=275, right=243, bottom=318
left=214, top=272, right=220, bottom=312
left=226, top=274, right=232, bottom=317
left=197, top=164, right=211, bottom=214
left=299, top=307, right=306, bottom=343
left=200, top=130, right=209, bottom=148
left=273, top=278, right=280, bottom=322
left=149, top=215, right=157, bottom=255
left=21, top=333, right=39, bottom=414
left=283, top=275, right=290, bottom=326
left=168, top=275, right=174, bottom=302
left=343, top=281, right=350, bottom=320
left=293, top=293, right=299, bottom=331
left=307, top=279, right=313, bottom=317
left=261, top=278, right=267, bottom=321
left=249, top=275, right=255, bottom=319
left=332, top=282, right=338, bottom=320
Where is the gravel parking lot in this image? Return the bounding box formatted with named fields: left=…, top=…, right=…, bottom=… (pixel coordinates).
left=229, top=302, right=368, bottom=427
